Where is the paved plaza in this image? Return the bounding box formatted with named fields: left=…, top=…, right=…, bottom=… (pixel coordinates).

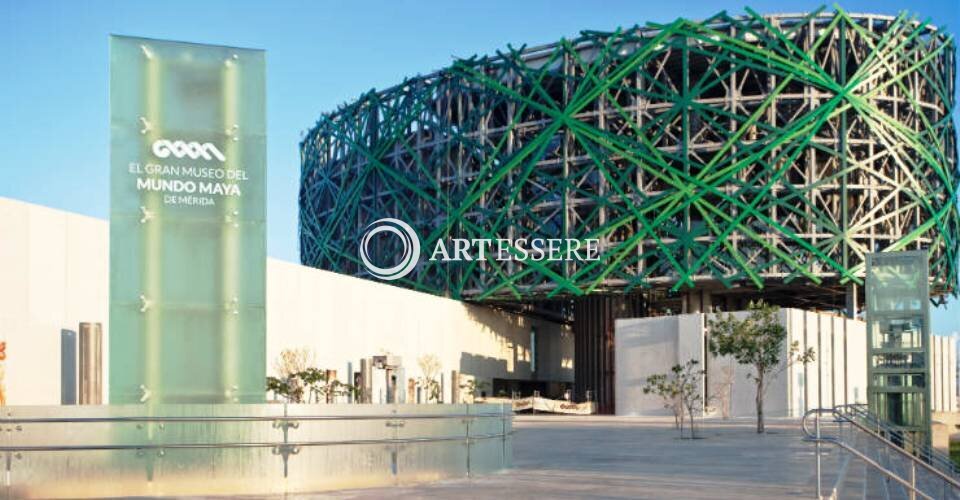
left=318, top=415, right=827, bottom=499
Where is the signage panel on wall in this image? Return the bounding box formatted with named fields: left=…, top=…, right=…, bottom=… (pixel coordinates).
left=109, top=35, right=266, bottom=403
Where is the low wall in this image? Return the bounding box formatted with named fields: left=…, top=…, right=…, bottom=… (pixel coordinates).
left=2, top=403, right=512, bottom=498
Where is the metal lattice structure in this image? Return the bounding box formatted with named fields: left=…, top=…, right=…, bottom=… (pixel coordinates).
left=300, top=7, right=958, bottom=308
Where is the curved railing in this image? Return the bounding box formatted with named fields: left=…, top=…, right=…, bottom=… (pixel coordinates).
left=0, top=403, right=513, bottom=498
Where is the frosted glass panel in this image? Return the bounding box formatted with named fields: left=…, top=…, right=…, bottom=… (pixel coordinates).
left=108, top=36, right=267, bottom=404
left=2, top=404, right=512, bottom=497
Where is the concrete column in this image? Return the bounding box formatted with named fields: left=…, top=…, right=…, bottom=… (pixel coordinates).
left=60, top=329, right=77, bottom=405
left=439, top=372, right=445, bottom=404
left=360, top=358, right=372, bottom=403
left=78, top=322, right=102, bottom=405
left=451, top=370, right=460, bottom=403
left=346, top=361, right=353, bottom=403
left=681, top=290, right=712, bottom=314
left=845, top=283, right=858, bottom=319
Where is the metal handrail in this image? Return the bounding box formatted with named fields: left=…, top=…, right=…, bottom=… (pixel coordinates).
left=804, top=407, right=960, bottom=487
left=0, top=432, right=512, bottom=453
left=0, top=412, right=508, bottom=425
left=0, top=410, right=514, bottom=453
left=834, top=403, right=960, bottom=477
left=2, top=407, right=515, bottom=493
left=802, top=408, right=960, bottom=499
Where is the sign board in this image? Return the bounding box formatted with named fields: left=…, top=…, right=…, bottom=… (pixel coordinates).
left=109, top=36, right=266, bottom=403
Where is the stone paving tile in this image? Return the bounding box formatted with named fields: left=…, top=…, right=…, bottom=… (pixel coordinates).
left=304, top=415, right=831, bottom=499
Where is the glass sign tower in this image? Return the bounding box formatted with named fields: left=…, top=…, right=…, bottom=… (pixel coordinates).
left=865, top=251, right=932, bottom=448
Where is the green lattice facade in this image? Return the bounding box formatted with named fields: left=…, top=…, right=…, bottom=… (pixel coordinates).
left=300, top=7, right=958, bottom=306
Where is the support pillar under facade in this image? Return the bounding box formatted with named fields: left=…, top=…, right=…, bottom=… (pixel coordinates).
left=573, top=294, right=646, bottom=414
left=681, top=290, right=713, bottom=314
left=845, top=283, right=859, bottom=319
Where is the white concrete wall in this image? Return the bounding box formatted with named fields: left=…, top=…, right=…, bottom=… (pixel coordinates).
left=0, top=197, right=572, bottom=405
left=616, top=308, right=877, bottom=418
left=931, top=335, right=957, bottom=413
left=0, top=197, right=109, bottom=406
left=614, top=315, right=683, bottom=416
left=787, top=311, right=868, bottom=415
left=267, top=260, right=573, bottom=403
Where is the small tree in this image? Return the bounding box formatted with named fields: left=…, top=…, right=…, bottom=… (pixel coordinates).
left=344, top=381, right=365, bottom=403
left=299, top=367, right=327, bottom=403
left=267, top=349, right=358, bottom=404
left=274, top=348, right=312, bottom=378
left=270, top=348, right=313, bottom=403
left=708, top=301, right=815, bottom=433
left=643, top=360, right=706, bottom=438
left=417, top=354, right=443, bottom=403
left=266, top=376, right=296, bottom=403
left=675, top=360, right=707, bottom=438
left=459, top=378, right=490, bottom=403
left=642, top=371, right=684, bottom=434
left=319, top=379, right=351, bottom=403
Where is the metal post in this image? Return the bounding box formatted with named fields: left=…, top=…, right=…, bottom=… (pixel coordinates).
left=909, top=461, right=916, bottom=500
left=465, top=408, right=472, bottom=477
left=501, top=404, right=507, bottom=468
left=816, top=411, right=822, bottom=499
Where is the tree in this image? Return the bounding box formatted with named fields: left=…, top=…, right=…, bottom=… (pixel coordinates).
left=708, top=301, right=815, bottom=433
left=459, top=378, right=490, bottom=403
left=274, top=348, right=312, bottom=378
left=266, top=376, right=297, bottom=403
left=269, top=348, right=313, bottom=403
left=643, top=359, right=706, bottom=438
left=299, top=367, right=328, bottom=403
left=318, top=378, right=350, bottom=403
left=642, top=371, right=684, bottom=434
left=417, top=354, right=443, bottom=403
left=675, top=360, right=707, bottom=438
left=267, top=349, right=361, bottom=404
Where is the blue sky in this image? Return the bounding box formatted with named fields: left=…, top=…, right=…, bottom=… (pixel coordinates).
left=0, top=0, right=957, bottom=333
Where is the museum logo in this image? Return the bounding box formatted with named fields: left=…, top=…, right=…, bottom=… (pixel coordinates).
left=359, top=218, right=601, bottom=281
left=359, top=218, right=422, bottom=281
left=152, top=139, right=226, bottom=162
